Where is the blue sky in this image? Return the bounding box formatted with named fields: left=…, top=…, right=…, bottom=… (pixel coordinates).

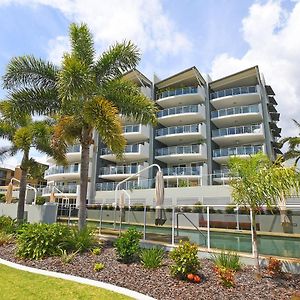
left=0, top=0, right=299, bottom=166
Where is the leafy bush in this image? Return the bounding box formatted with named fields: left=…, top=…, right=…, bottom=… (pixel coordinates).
left=60, top=249, right=79, bottom=264
left=214, top=266, right=235, bottom=288
left=140, top=247, right=164, bottom=269
left=211, top=250, right=241, bottom=272
left=17, top=223, right=71, bottom=259
left=0, top=193, right=5, bottom=203
left=192, top=202, right=203, bottom=213
left=92, top=247, right=102, bottom=255
left=267, top=257, right=282, bottom=277
left=0, top=231, right=14, bottom=246
left=94, top=262, right=105, bottom=272
left=115, top=227, right=142, bottom=263
left=35, top=196, right=47, bottom=205
left=225, top=205, right=235, bottom=214
left=0, top=216, right=18, bottom=234
left=65, top=227, right=96, bottom=253
left=169, top=240, right=200, bottom=279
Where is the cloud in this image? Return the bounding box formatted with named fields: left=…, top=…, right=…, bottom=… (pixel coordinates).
left=1, top=0, right=192, bottom=66
left=210, top=0, right=300, bottom=138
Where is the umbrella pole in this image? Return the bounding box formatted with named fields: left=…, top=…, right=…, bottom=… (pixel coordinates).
left=143, top=204, right=146, bottom=240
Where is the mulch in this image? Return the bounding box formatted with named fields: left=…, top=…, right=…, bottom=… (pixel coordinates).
left=0, top=241, right=299, bottom=300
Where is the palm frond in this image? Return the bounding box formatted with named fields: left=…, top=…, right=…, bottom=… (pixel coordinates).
left=94, top=41, right=140, bottom=85
left=83, top=97, right=126, bottom=157
left=69, top=23, right=95, bottom=68
left=292, top=119, right=300, bottom=131
left=102, top=79, right=157, bottom=125
left=0, top=146, right=18, bottom=162
left=2, top=55, right=58, bottom=90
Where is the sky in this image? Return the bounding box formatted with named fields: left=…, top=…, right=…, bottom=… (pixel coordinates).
left=0, top=0, right=299, bottom=167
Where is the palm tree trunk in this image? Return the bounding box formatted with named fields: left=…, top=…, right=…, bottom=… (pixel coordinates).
left=251, top=211, right=260, bottom=277
left=78, top=127, right=91, bottom=231
left=17, top=151, right=29, bottom=223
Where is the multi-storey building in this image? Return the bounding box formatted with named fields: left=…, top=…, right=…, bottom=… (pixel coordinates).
left=43, top=65, right=281, bottom=206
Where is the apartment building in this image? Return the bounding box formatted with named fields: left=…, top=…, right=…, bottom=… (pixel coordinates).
left=42, top=65, right=281, bottom=206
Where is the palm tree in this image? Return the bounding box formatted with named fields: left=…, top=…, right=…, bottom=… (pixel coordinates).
left=0, top=100, right=55, bottom=222
left=280, top=119, right=300, bottom=165
left=3, top=23, right=157, bottom=230
left=229, top=153, right=299, bottom=276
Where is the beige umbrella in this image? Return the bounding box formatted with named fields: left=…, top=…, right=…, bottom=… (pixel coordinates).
left=5, top=182, right=13, bottom=204
left=278, top=194, right=290, bottom=225
left=119, top=190, right=126, bottom=225
left=155, top=170, right=166, bottom=225
left=50, top=191, right=56, bottom=203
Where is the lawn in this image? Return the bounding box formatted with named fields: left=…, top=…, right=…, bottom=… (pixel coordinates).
left=0, top=264, right=132, bottom=300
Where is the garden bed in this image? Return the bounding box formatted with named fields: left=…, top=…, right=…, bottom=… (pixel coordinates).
left=0, top=241, right=299, bottom=300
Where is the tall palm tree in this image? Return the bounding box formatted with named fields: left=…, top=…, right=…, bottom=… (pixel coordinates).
left=3, top=23, right=157, bottom=230
left=0, top=100, right=55, bottom=222
left=280, top=119, right=300, bottom=165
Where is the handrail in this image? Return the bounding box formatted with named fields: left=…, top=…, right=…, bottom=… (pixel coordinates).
left=9, top=178, right=37, bottom=205
left=176, top=212, right=206, bottom=245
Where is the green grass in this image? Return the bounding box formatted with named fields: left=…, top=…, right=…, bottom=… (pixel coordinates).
left=0, top=264, right=133, bottom=300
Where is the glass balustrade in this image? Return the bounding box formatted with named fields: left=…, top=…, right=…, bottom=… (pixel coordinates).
left=100, top=165, right=140, bottom=175
left=156, top=86, right=198, bottom=100
left=211, top=104, right=260, bottom=119
left=100, top=144, right=140, bottom=155
left=156, top=144, right=200, bottom=156
left=163, top=166, right=201, bottom=176
left=157, top=105, right=200, bottom=118
left=156, top=124, right=200, bottom=137
left=96, top=178, right=156, bottom=191
left=212, top=124, right=262, bottom=138
left=67, top=144, right=81, bottom=153
left=210, top=86, right=257, bottom=100
left=45, top=164, right=79, bottom=176
left=123, top=124, right=140, bottom=133
left=213, top=145, right=263, bottom=158
left=43, top=184, right=77, bottom=194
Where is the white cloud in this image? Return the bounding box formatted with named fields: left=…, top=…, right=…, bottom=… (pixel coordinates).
left=210, top=0, right=300, bottom=138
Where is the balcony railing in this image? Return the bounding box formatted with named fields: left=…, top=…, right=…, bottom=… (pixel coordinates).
left=157, top=104, right=201, bottom=118
left=42, top=184, right=77, bottom=194
left=212, top=124, right=262, bottom=138
left=99, top=165, right=140, bottom=176
left=123, top=124, right=140, bottom=133
left=156, top=86, right=198, bottom=100
left=45, top=164, right=79, bottom=176
left=210, top=86, right=257, bottom=100
left=211, top=104, right=260, bottom=119
left=156, top=144, right=200, bottom=156
left=213, top=145, right=263, bottom=158
left=96, top=179, right=156, bottom=191
left=156, top=124, right=201, bottom=137
left=100, top=144, right=140, bottom=155
left=163, top=166, right=201, bottom=176
left=67, top=144, right=80, bottom=153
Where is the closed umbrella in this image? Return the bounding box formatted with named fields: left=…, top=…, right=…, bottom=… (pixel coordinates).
left=5, top=182, right=13, bottom=204
left=119, top=190, right=126, bottom=225
left=278, top=194, right=290, bottom=225
left=50, top=191, right=56, bottom=203
left=155, top=170, right=166, bottom=225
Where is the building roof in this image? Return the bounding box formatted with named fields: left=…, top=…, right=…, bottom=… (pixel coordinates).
left=123, top=69, right=152, bottom=87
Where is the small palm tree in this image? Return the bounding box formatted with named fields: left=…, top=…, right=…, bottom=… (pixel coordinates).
left=3, top=23, right=157, bottom=230
left=280, top=119, right=300, bottom=165
left=229, top=153, right=299, bottom=276
left=0, top=100, right=55, bottom=222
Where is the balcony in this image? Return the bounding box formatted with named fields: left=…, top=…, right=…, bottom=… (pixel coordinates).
left=44, top=164, right=80, bottom=181
left=210, top=86, right=260, bottom=109
left=46, top=144, right=81, bottom=164
left=212, top=171, right=231, bottom=185
left=162, top=166, right=202, bottom=181
left=156, top=86, right=205, bottom=108
left=123, top=124, right=150, bottom=143
left=99, top=164, right=146, bottom=180
left=155, top=124, right=206, bottom=146
left=213, top=145, right=263, bottom=164
left=211, top=104, right=262, bottom=127
left=212, top=124, right=264, bottom=147
left=100, top=143, right=149, bottom=162
left=155, top=144, right=207, bottom=163
left=96, top=178, right=156, bottom=191
left=42, top=184, right=78, bottom=196
left=157, top=104, right=205, bottom=127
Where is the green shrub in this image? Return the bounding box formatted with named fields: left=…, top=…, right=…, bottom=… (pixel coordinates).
left=169, top=240, right=200, bottom=279
left=94, top=262, right=105, bottom=272
left=192, top=202, right=203, bottom=213
left=211, top=250, right=241, bottom=272
left=17, top=223, right=71, bottom=259
left=60, top=249, right=79, bottom=264
left=0, top=194, right=5, bottom=203
left=92, top=247, right=102, bottom=255
left=140, top=247, right=164, bottom=269
left=225, top=206, right=235, bottom=214
left=0, top=216, right=17, bottom=234
left=0, top=231, right=14, bottom=246
left=65, top=227, right=96, bottom=253
left=114, top=227, right=142, bottom=263
left=35, top=196, right=47, bottom=205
